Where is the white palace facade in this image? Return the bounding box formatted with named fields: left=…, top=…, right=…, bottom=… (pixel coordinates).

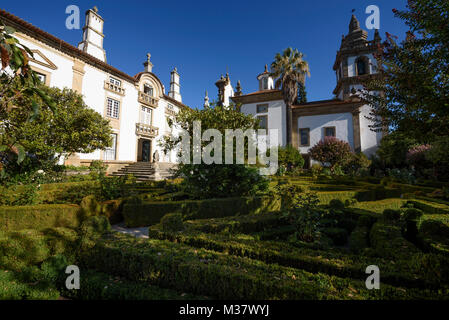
left=1, top=7, right=383, bottom=171
left=0, top=7, right=187, bottom=173
left=228, top=15, right=384, bottom=167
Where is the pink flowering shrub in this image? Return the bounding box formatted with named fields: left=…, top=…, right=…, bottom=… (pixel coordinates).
left=406, top=144, right=432, bottom=167
left=308, top=137, right=352, bottom=169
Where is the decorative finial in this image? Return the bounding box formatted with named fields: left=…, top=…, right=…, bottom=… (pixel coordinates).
left=349, top=14, right=361, bottom=33
left=93, top=6, right=98, bottom=13
left=204, top=90, right=210, bottom=108
left=147, top=53, right=151, bottom=63
left=235, top=80, right=242, bottom=96
left=264, top=64, right=268, bottom=73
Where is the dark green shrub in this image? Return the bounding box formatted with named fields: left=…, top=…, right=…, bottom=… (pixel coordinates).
left=329, top=199, right=345, bottom=210
left=370, top=220, right=420, bottom=259
left=101, top=200, right=124, bottom=224
left=123, top=197, right=280, bottom=228
left=278, top=145, right=305, bottom=171
left=401, top=208, right=424, bottom=221
left=80, top=195, right=101, bottom=219
left=356, top=215, right=377, bottom=228
left=419, top=220, right=449, bottom=238
left=383, top=209, right=401, bottom=221
left=161, top=213, right=184, bottom=232
left=345, top=198, right=358, bottom=207
left=78, top=216, right=111, bottom=251
left=349, top=226, right=369, bottom=253
left=322, top=227, right=348, bottom=246
left=60, top=270, right=202, bottom=300
left=177, top=164, right=269, bottom=200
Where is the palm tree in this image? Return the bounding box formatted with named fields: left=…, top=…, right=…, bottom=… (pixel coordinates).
left=270, top=48, right=310, bottom=145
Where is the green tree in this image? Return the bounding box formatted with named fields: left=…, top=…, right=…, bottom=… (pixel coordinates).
left=0, top=22, right=55, bottom=166
left=363, top=0, right=449, bottom=142
left=161, top=102, right=268, bottom=199
left=376, top=132, right=418, bottom=169
left=3, top=86, right=112, bottom=170
left=270, top=48, right=310, bottom=145
left=297, top=82, right=307, bottom=104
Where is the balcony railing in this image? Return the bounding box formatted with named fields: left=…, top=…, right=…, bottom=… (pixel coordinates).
left=136, top=123, right=159, bottom=138
left=104, top=81, right=125, bottom=95
left=138, top=91, right=159, bottom=108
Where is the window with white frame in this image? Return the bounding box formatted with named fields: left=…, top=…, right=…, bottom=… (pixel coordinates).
left=107, top=98, right=120, bottom=119
left=36, top=72, right=47, bottom=84
left=140, top=106, right=152, bottom=125
left=143, top=84, right=154, bottom=96
left=109, top=76, right=121, bottom=87
left=104, top=133, right=117, bottom=160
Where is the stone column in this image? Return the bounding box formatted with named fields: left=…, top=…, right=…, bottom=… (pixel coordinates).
left=72, top=59, right=85, bottom=93
left=352, top=109, right=362, bottom=153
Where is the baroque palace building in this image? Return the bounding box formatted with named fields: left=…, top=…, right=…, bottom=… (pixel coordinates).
left=228, top=14, right=383, bottom=167
left=0, top=7, right=187, bottom=173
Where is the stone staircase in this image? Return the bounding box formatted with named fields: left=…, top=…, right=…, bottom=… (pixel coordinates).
left=110, top=162, right=176, bottom=181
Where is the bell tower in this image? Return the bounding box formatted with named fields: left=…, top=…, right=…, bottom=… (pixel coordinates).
left=215, top=73, right=234, bottom=107
left=333, top=15, right=381, bottom=100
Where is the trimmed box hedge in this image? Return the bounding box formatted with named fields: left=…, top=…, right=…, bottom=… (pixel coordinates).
left=146, top=225, right=449, bottom=289
left=0, top=204, right=82, bottom=232
left=370, top=219, right=421, bottom=259
left=0, top=270, right=60, bottom=300
left=407, top=200, right=449, bottom=215
left=60, top=270, right=204, bottom=300
left=81, top=233, right=442, bottom=300
left=123, top=196, right=281, bottom=227
left=0, top=228, right=78, bottom=271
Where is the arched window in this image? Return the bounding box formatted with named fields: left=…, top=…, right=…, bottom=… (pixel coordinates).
left=356, top=58, right=367, bottom=76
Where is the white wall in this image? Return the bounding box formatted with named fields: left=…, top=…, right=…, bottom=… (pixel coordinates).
left=359, top=104, right=382, bottom=158
left=240, top=99, right=286, bottom=147
left=17, top=35, right=74, bottom=89
left=298, top=112, right=354, bottom=154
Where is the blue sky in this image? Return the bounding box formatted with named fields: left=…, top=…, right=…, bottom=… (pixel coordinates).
left=2, top=0, right=409, bottom=108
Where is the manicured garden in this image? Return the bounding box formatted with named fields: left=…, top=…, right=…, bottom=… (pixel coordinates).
left=1, top=173, right=449, bottom=300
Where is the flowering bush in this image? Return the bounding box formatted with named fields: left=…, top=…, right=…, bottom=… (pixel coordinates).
left=406, top=144, right=432, bottom=167
left=308, top=137, right=352, bottom=170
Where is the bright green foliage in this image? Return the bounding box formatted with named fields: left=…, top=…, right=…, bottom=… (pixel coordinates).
left=0, top=24, right=55, bottom=166
left=364, top=0, right=449, bottom=142
left=278, top=145, right=305, bottom=172
left=3, top=87, right=112, bottom=172
left=0, top=204, right=82, bottom=232
left=376, top=132, right=418, bottom=169
left=161, top=102, right=268, bottom=199
left=160, top=213, right=184, bottom=232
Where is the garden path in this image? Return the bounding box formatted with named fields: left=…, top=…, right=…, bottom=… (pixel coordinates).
left=112, top=223, right=149, bottom=239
